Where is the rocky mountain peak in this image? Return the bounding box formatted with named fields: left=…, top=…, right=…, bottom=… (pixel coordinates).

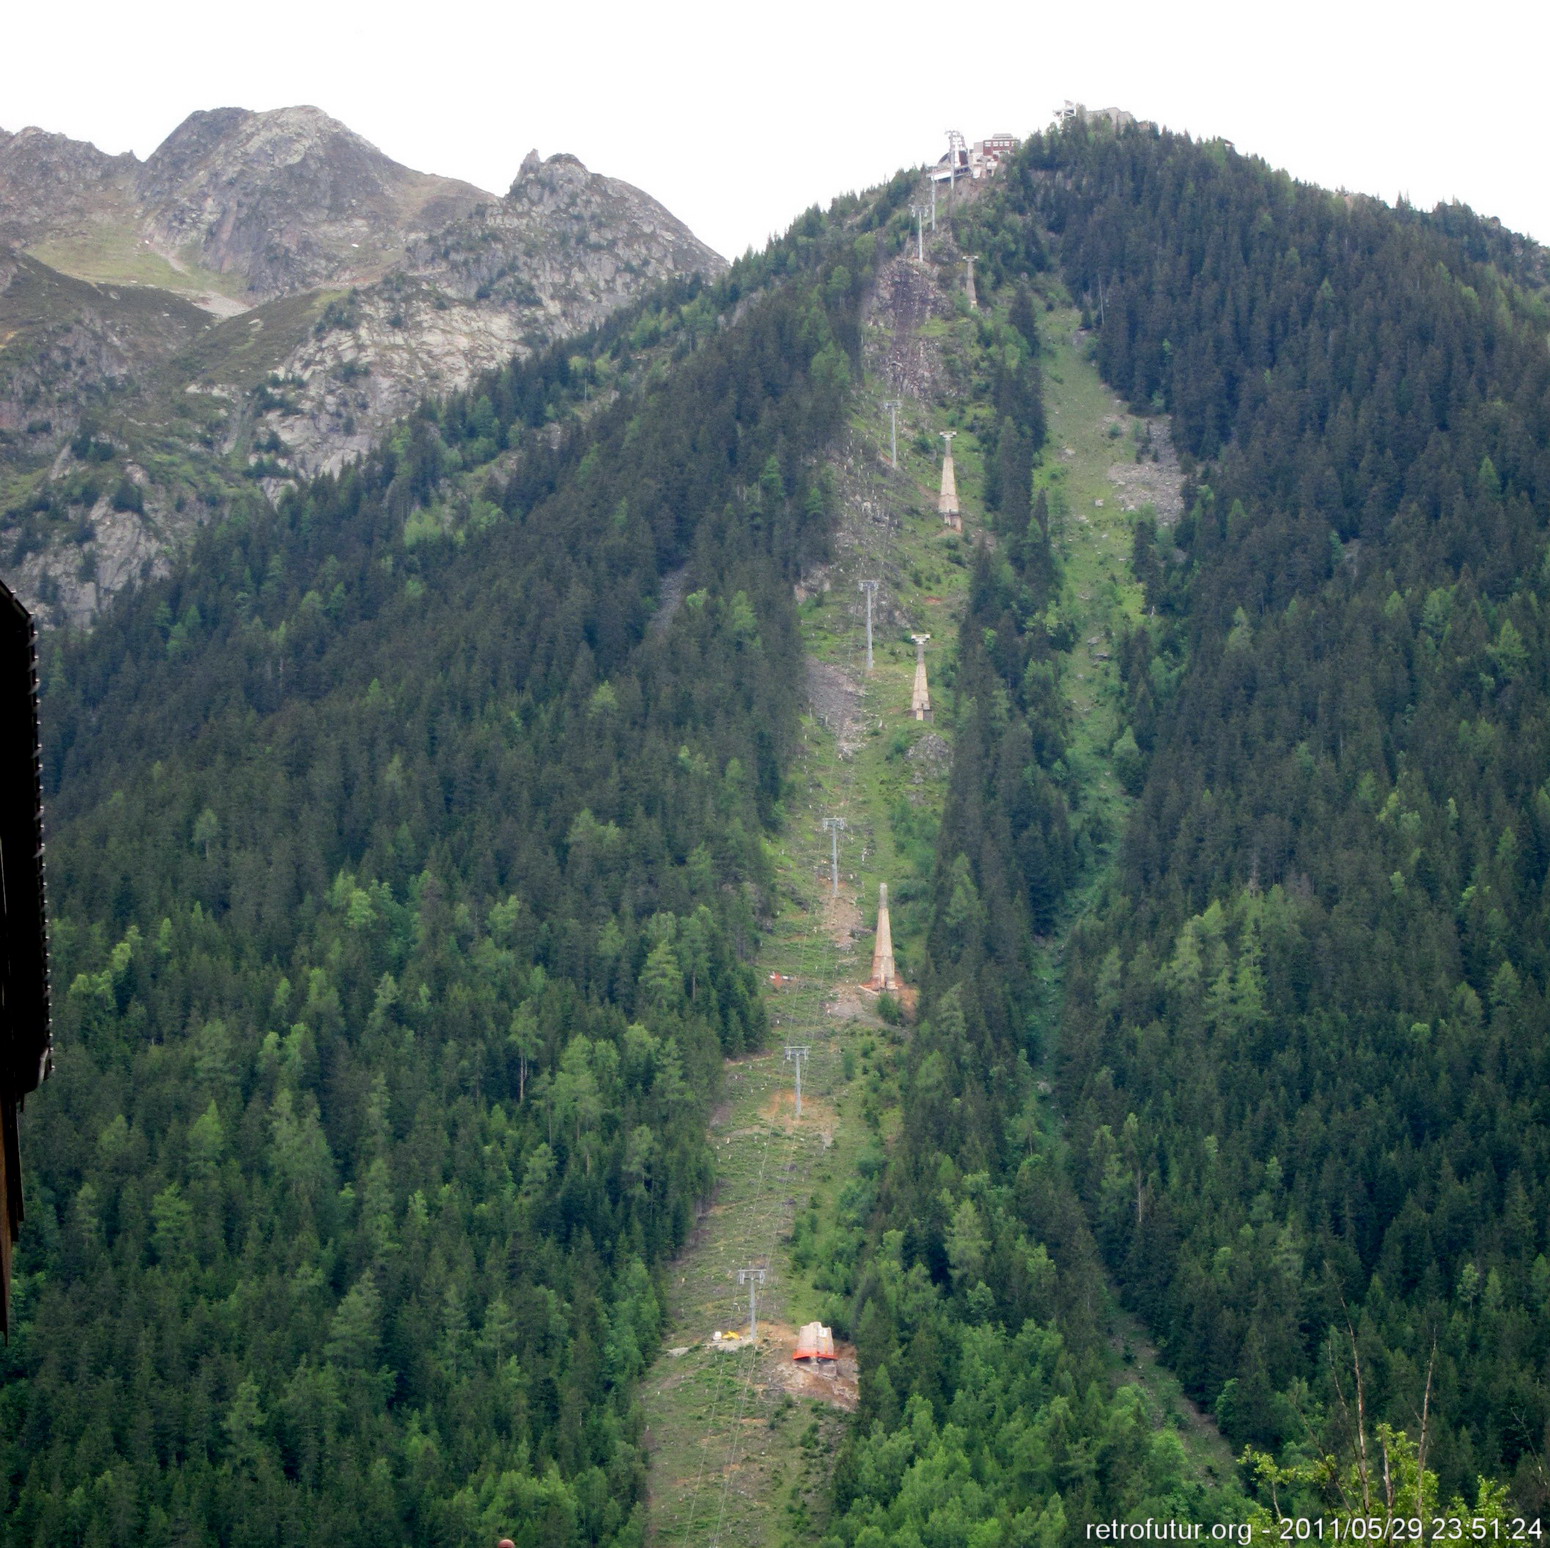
left=1, top=107, right=726, bottom=626
left=135, top=106, right=254, bottom=189
left=425, top=150, right=721, bottom=308
left=507, top=150, right=590, bottom=199
left=139, top=105, right=395, bottom=200
left=0, top=123, right=128, bottom=178
left=133, top=105, right=494, bottom=298
left=0, top=127, right=137, bottom=248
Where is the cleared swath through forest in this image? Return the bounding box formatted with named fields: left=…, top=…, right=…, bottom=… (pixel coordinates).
left=642, top=248, right=944, bottom=1548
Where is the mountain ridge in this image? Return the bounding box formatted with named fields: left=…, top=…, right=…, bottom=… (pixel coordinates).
left=0, top=105, right=496, bottom=303
left=0, top=107, right=726, bottom=626
left=9, top=113, right=1550, bottom=1547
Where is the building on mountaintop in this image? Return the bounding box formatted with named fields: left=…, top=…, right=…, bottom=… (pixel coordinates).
left=1056, top=101, right=1137, bottom=130
left=975, top=133, right=1019, bottom=170
left=932, top=131, right=1019, bottom=184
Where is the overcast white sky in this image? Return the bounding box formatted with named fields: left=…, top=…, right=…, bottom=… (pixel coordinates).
left=5, top=0, right=1547, bottom=261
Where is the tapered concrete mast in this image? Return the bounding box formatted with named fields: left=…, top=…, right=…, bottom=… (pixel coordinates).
left=938, top=431, right=961, bottom=530
left=869, top=883, right=897, bottom=991
left=910, top=633, right=932, bottom=721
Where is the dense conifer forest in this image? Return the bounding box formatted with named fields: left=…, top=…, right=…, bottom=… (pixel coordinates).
left=0, top=188, right=905, bottom=1545
left=818, top=122, right=1550, bottom=1541
left=1023, top=127, right=1550, bottom=1505
left=824, top=493, right=1241, bottom=1543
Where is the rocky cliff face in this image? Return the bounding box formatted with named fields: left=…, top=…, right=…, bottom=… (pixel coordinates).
left=0, top=127, right=139, bottom=251
left=0, top=251, right=208, bottom=438
left=0, top=106, right=492, bottom=302
left=417, top=151, right=716, bottom=305
left=0, top=109, right=726, bottom=626
left=248, top=151, right=724, bottom=475
left=134, top=106, right=491, bottom=299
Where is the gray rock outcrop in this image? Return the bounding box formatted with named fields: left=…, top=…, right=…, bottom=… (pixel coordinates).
left=0, top=109, right=727, bottom=625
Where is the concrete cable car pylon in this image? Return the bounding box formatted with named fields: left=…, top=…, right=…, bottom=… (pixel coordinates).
left=910, top=633, right=932, bottom=721
left=938, top=432, right=961, bottom=530
left=868, top=883, right=897, bottom=992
